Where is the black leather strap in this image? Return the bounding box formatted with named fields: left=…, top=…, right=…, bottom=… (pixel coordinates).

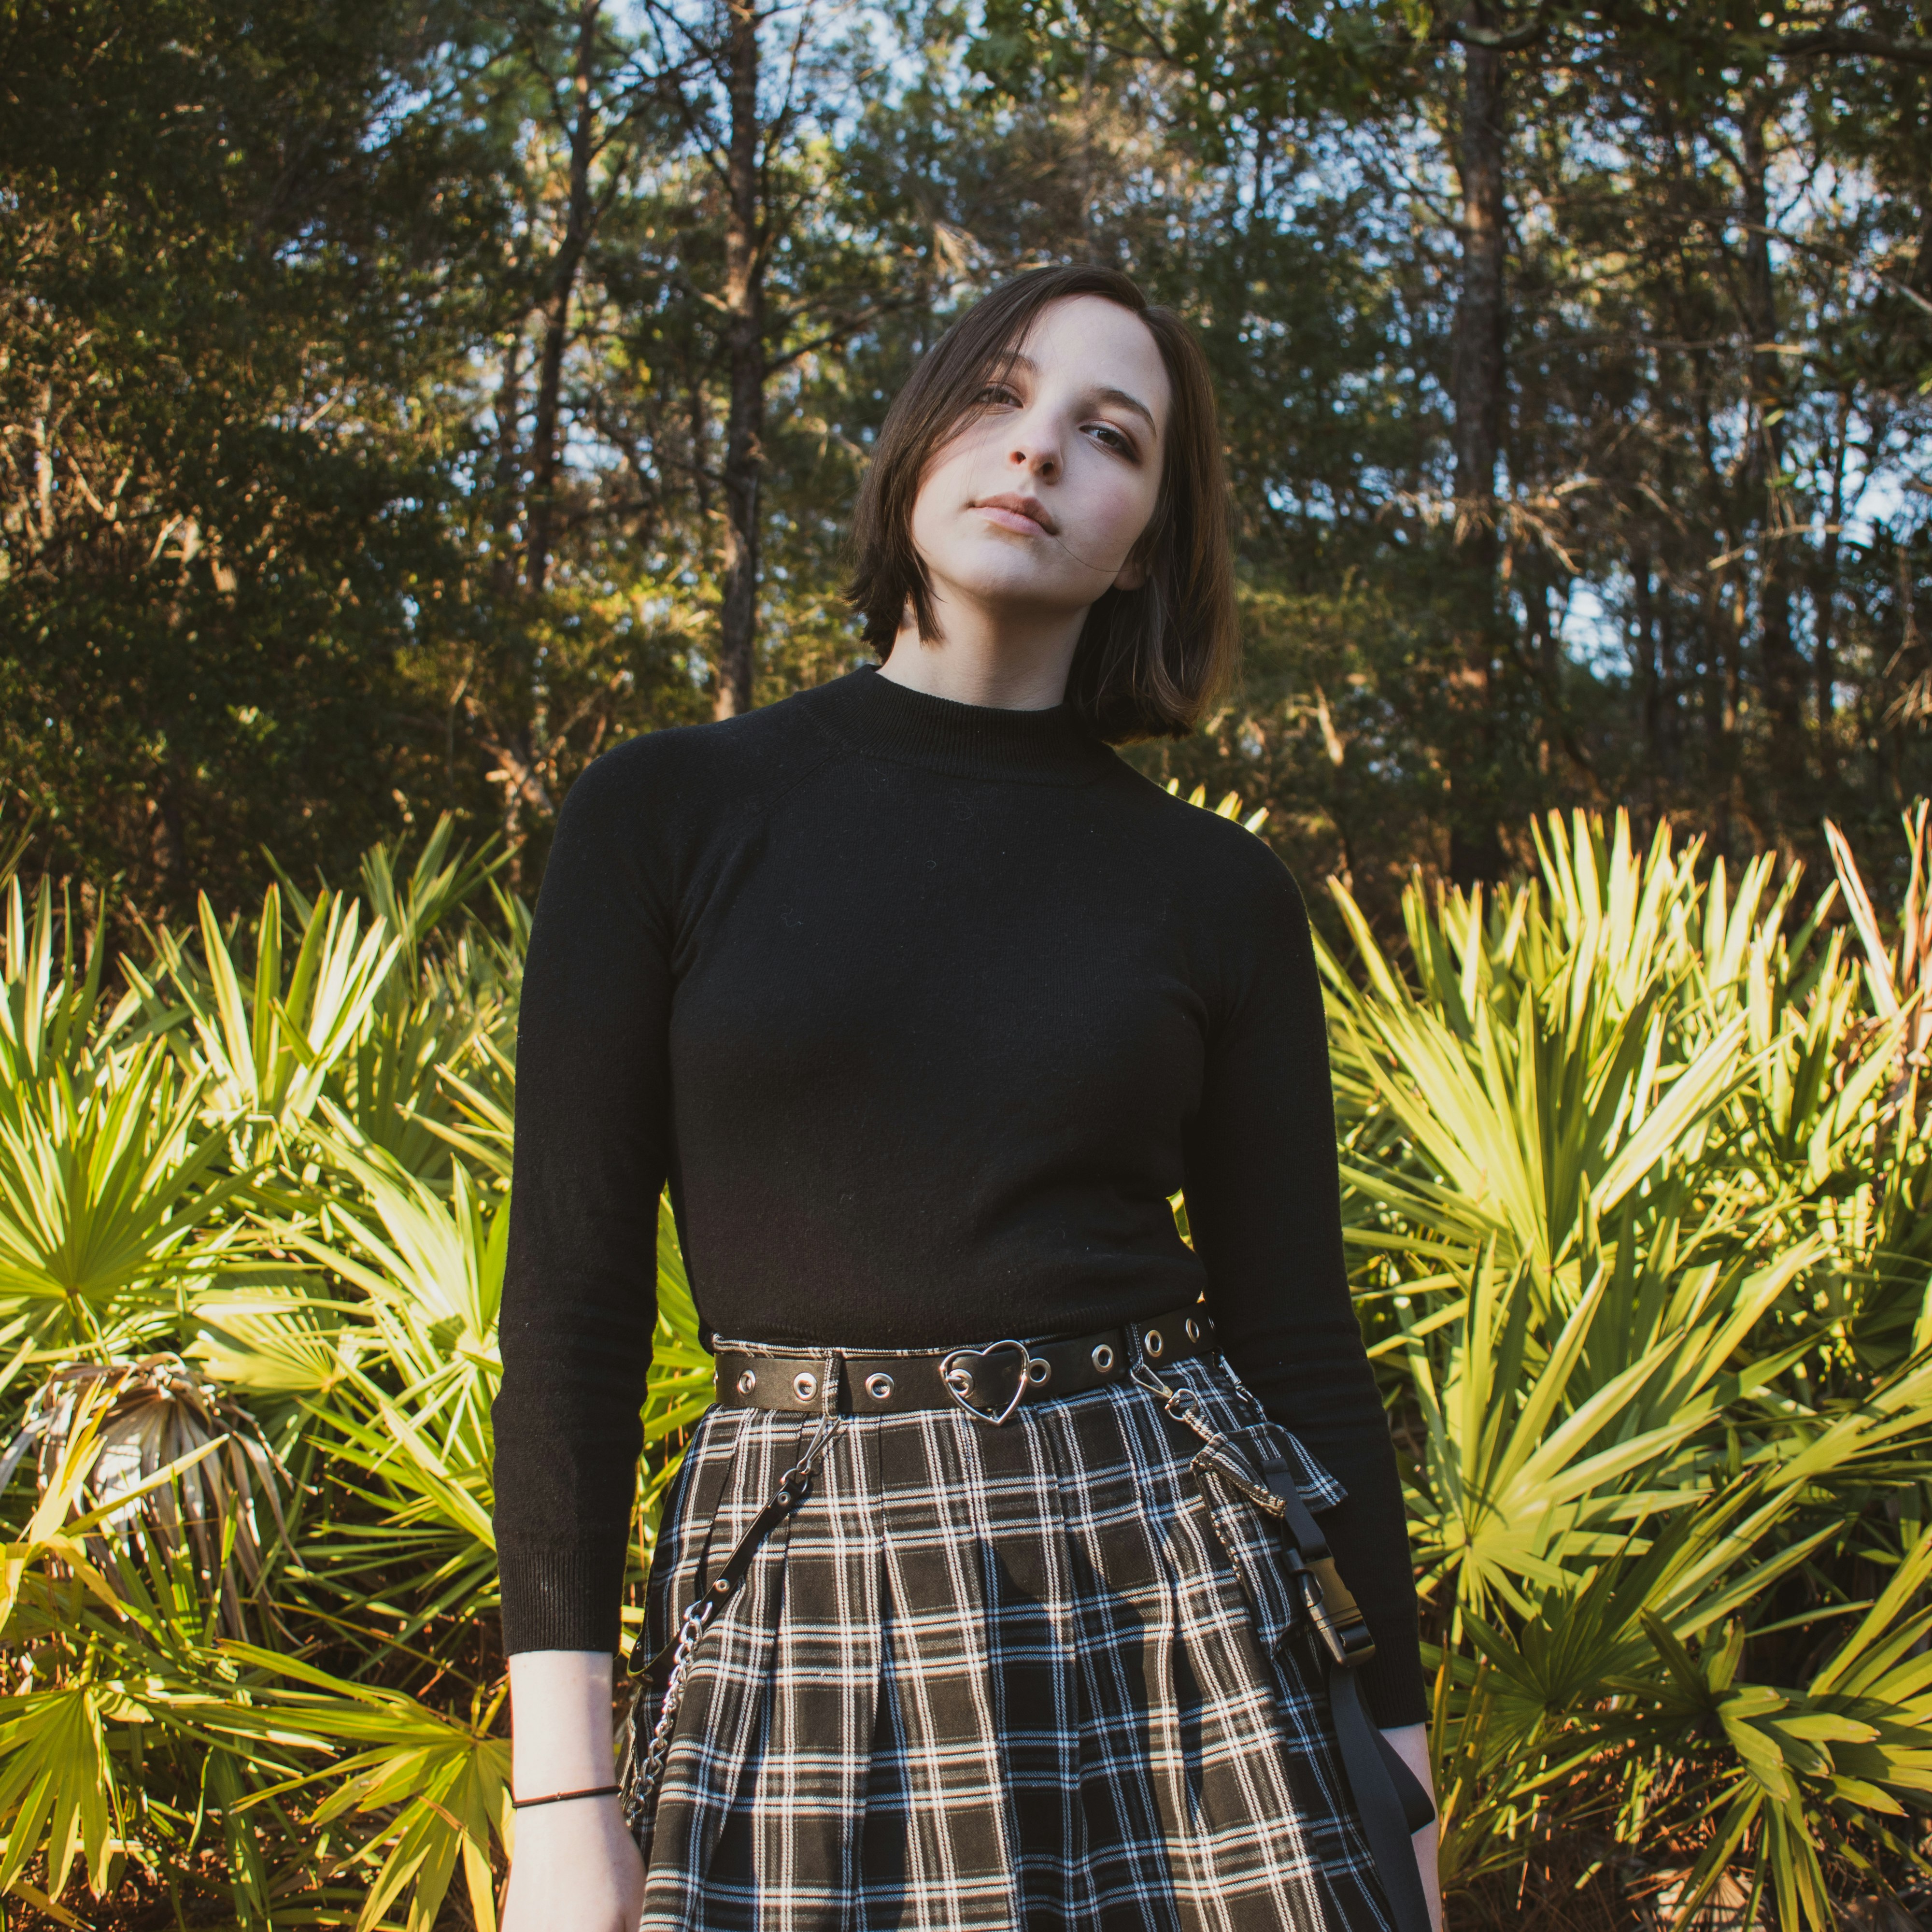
left=1255, top=1448, right=1435, bottom=1932
left=626, top=1470, right=811, bottom=1680
left=627, top=1403, right=839, bottom=1681
left=714, top=1307, right=1216, bottom=1421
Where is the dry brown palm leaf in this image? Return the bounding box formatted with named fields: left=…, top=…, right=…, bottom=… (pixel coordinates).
left=0, top=1353, right=290, bottom=1639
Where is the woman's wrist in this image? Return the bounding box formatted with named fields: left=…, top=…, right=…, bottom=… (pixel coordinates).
left=511, top=1781, right=622, bottom=1808
left=508, top=1649, right=620, bottom=1797
left=1378, top=1723, right=1443, bottom=1932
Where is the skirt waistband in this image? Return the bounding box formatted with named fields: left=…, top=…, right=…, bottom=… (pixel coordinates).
left=711, top=1304, right=1216, bottom=1424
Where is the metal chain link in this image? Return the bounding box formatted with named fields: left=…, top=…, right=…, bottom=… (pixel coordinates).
left=621, top=1590, right=717, bottom=1831
left=620, top=1394, right=842, bottom=1834
left=1131, top=1355, right=1218, bottom=1449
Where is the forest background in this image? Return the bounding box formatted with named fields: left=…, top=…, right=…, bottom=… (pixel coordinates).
left=14, top=5, right=1932, bottom=1925
left=12, top=0, right=1932, bottom=914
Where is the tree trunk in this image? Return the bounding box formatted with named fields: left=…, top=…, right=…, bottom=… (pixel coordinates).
left=490, top=331, right=526, bottom=601
left=1702, top=576, right=1732, bottom=852
left=1448, top=14, right=1509, bottom=885
left=1658, top=580, right=1680, bottom=789
left=1740, top=100, right=1805, bottom=814
left=713, top=0, right=765, bottom=721
left=1632, top=540, right=1660, bottom=812
left=1816, top=392, right=1847, bottom=787
left=1525, top=563, right=1555, bottom=777
left=526, top=1, right=601, bottom=597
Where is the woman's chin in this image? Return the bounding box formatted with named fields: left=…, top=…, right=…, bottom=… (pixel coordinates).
left=934, top=556, right=1108, bottom=623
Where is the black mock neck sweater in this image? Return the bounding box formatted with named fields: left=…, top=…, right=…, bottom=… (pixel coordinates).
left=492, top=665, right=1425, bottom=1726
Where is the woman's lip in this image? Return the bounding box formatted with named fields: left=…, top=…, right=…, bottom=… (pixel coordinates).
left=974, top=502, right=1051, bottom=535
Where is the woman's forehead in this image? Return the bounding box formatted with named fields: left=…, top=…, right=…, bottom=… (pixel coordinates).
left=1002, top=298, right=1171, bottom=427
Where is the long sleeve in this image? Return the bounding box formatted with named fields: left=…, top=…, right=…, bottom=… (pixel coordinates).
left=1182, top=859, right=1426, bottom=1728
left=487, top=669, right=1427, bottom=1690
left=492, top=753, right=672, bottom=1655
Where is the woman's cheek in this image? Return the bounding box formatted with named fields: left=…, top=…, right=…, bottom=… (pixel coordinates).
left=1096, top=483, right=1155, bottom=567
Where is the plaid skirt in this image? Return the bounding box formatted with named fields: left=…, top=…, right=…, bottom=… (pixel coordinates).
left=628, top=1345, right=1396, bottom=1932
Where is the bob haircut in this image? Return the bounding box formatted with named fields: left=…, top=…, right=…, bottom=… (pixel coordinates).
left=845, top=266, right=1237, bottom=744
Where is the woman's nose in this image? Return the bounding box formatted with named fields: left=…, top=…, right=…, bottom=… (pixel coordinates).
left=1007, top=425, right=1060, bottom=481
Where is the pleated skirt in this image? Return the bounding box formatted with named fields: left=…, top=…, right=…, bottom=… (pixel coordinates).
left=627, top=1345, right=1395, bottom=1932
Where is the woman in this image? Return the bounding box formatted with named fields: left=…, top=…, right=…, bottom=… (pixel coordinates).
left=493, top=265, right=1441, bottom=1932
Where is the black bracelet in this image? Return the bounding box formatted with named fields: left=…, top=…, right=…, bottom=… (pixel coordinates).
left=511, top=1783, right=621, bottom=1808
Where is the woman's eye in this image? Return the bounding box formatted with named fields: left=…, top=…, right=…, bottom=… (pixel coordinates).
left=977, top=384, right=1021, bottom=407
left=1088, top=422, right=1136, bottom=457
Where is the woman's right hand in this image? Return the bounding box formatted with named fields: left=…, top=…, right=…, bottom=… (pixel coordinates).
left=502, top=1797, right=645, bottom=1931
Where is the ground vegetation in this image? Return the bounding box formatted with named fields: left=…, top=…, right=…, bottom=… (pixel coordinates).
left=0, top=796, right=1930, bottom=1926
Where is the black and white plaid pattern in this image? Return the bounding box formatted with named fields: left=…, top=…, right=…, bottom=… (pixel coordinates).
left=629, top=1347, right=1395, bottom=1932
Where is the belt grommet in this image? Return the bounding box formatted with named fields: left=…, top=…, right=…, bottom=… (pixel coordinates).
left=1184, top=1317, right=1200, bottom=1344
left=1145, top=1328, right=1165, bottom=1358
left=1026, top=1356, right=1051, bottom=1386
left=736, top=1368, right=757, bottom=1396
left=866, top=1371, right=894, bottom=1402
left=1091, top=1343, right=1115, bottom=1374
left=793, top=1371, right=817, bottom=1403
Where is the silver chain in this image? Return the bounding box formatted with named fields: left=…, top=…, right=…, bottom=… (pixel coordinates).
left=622, top=1392, right=841, bottom=1833
left=622, top=1589, right=717, bottom=1830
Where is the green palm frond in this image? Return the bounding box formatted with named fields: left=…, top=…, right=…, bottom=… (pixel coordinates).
left=250, top=1131, right=506, bottom=1628
left=216, top=1641, right=510, bottom=1932
left=642, top=1196, right=715, bottom=1529
left=0, top=1040, right=245, bottom=1349
left=0, top=1684, right=123, bottom=1907
left=131, top=884, right=401, bottom=1155
left=0, top=875, right=127, bottom=1096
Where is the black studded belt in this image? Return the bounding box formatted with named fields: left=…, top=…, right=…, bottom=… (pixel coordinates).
left=712, top=1306, right=1217, bottom=1425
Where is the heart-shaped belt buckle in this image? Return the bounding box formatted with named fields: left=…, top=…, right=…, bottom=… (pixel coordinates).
left=939, top=1340, right=1030, bottom=1425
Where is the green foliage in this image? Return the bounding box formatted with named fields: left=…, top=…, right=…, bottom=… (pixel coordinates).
left=1326, top=805, right=1932, bottom=1917
left=3, top=800, right=1932, bottom=1924
left=0, top=819, right=703, bottom=1925
left=13, top=0, right=1932, bottom=921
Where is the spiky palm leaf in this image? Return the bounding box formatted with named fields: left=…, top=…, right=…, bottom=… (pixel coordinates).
left=0, top=1040, right=245, bottom=1350
left=216, top=1642, right=511, bottom=1932
left=130, top=884, right=400, bottom=1158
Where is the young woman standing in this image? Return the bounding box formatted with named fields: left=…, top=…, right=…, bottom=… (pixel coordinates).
left=493, top=266, right=1442, bottom=1932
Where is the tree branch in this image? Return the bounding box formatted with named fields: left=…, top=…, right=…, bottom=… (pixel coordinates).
left=1441, top=5, right=1548, bottom=54
left=762, top=294, right=921, bottom=378
left=1776, top=29, right=1932, bottom=68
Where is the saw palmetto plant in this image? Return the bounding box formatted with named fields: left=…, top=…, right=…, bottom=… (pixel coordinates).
left=3, top=801, right=1932, bottom=1927
left=0, top=1355, right=289, bottom=1641
left=1321, top=807, right=1932, bottom=1923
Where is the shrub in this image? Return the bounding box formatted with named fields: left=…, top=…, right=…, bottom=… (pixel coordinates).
left=1, top=801, right=1929, bottom=1926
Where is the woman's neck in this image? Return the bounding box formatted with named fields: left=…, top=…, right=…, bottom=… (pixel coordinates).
left=879, top=603, right=1082, bottom=711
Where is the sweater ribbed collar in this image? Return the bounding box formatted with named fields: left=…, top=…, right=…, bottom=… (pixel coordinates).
left=807, top=663, right=1112, bottom=786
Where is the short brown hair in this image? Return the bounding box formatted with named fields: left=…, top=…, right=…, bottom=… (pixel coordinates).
left=845, top=266, right=1237, bottom=744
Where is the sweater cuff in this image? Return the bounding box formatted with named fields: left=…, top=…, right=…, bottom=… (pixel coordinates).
left=1355, top=1618, right=1429, bottom=1728
left=497, top=1538, right=629, bottom=1655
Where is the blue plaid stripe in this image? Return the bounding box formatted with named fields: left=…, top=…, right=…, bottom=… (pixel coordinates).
left=630, top=1351, right=1392, bottom=1932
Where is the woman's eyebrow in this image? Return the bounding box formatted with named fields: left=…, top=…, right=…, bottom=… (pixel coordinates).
left=1000, top=350, right=1158, bottom=434
left=1094, top=386, right=1157, bottom=433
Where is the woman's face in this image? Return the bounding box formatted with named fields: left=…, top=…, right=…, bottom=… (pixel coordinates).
left=907, top=295, right=1172, bottom=631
